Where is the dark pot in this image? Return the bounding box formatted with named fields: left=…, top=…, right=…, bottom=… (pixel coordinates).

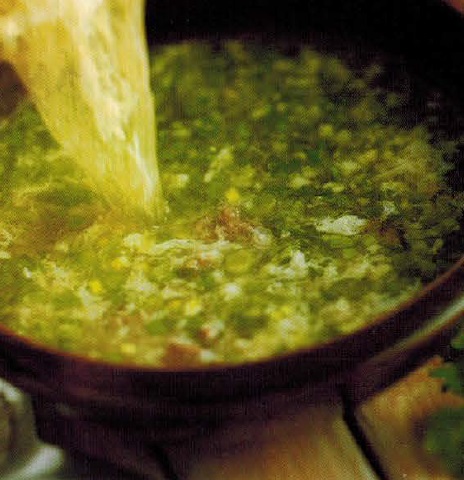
left=0, top=0, right=463, bottom=452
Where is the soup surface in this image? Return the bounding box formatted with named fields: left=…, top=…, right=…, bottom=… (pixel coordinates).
left=0, top=41, right=462, bottom=367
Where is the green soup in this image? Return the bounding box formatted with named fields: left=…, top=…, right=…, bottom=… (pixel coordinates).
left=0, top=41, right=462, bottom=367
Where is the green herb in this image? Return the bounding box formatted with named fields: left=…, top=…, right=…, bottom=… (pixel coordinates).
left=426, top=328, right=464, bottom=478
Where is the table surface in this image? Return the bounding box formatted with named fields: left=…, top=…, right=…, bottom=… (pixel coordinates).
left=0, top=357, right=462, bottom=480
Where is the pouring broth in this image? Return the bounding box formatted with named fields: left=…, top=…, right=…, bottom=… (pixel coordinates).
left=0, top=0, right=163, bottom=218
left=0, top=40, right=463, bottom=367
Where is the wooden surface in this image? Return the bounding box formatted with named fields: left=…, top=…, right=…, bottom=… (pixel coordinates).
left=165, top=403, right=378, bottom=480
left=155, top=358, right=461, bottom=480
left=357, top=358, right=463, bottom=480
left=0, top=358, right=462, bottom=479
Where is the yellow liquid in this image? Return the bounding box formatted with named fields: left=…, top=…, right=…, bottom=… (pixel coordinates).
left=0, top=0, right=163, bottom=218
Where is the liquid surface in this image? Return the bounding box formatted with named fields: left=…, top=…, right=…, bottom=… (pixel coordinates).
left=0, top=41, right=462, bottom=367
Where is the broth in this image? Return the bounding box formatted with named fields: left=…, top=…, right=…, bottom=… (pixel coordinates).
left=0, top=41, right=462, bottom=367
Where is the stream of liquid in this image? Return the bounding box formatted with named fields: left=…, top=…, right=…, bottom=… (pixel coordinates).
left=0, top=0, right=163, bottom=218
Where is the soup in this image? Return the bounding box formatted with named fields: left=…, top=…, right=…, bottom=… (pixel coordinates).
left=0, top=41, right=462, bottom=367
